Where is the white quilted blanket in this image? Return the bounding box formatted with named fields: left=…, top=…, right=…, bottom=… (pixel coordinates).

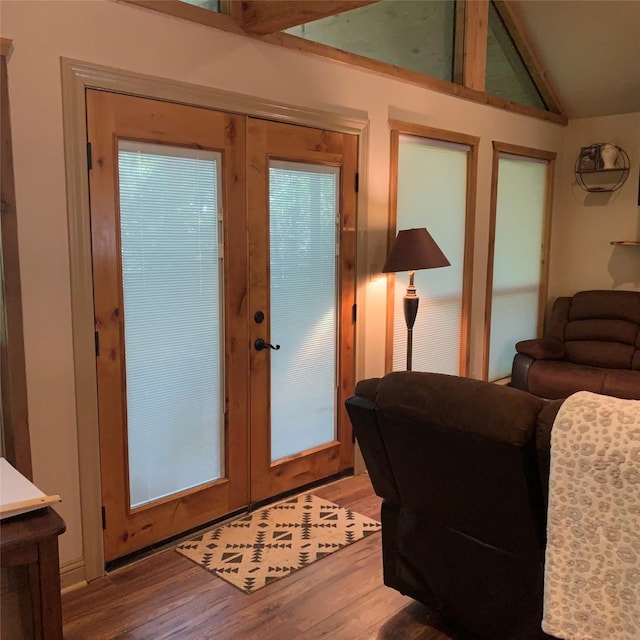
left=542, top=391, right=640, bottom=640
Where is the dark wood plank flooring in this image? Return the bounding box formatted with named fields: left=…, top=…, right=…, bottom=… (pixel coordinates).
left=62, top=475, right=454, bottom=639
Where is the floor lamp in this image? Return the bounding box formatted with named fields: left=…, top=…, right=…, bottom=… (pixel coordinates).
left=382, top=228, right=450, bottom=371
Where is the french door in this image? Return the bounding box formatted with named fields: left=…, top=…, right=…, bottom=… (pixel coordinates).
left=87, top=90, right=356, bottom=562
left=247, top=119, right=357, bottom=502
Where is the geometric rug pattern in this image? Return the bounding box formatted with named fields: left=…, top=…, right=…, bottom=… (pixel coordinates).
left=175, top=493, right=381, bottom=594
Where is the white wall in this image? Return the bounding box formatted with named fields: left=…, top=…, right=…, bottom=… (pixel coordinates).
left=549, top=113, right=640, bottom=297
left=2, top=0, right=565, bottom=578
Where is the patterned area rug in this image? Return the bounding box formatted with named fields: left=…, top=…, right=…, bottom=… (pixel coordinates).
left=175, top=493, right=381, bottom=594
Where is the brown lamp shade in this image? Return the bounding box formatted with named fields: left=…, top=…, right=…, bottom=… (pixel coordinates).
left=382, top=228, right=450, bottom=273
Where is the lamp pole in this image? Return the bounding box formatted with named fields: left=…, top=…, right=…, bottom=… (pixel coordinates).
left=403, top=270, right=419, bottom=371
left=382, top=228, right=450, bottom=372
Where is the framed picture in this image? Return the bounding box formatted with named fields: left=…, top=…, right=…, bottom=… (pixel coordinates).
left=578, top=144, right=600, bottom=171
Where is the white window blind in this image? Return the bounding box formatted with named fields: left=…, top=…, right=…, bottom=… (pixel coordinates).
left=269, top=161, right=338, bottom=462
left=488, top=154, right=547, bottom=381
left=393, top=135, right=469, bottom=374
left=118, top=141, right=223, bottom=509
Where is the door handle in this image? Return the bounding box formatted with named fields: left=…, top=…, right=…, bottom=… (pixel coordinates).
left=254, top=338, right=280, bottom=351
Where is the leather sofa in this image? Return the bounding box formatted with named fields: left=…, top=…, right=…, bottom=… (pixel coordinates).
left=511, top=289, right=640, bottom=400
left=346, top=371, right=563, bottom=640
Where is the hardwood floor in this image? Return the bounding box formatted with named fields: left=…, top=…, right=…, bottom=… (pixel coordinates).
left=62, top=475, right=455, bottom=639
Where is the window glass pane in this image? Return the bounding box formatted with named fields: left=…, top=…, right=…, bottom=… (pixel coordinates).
left=181, top=0, right=219, bottom=12
left=269, top=161, right=338, bottom=462
left=286, top=0, right=455, bottom=82
left=394, top=136, right=468, bottom=374
left=486, top=1, right=546, bottom=110
left=488, top=154, right=547, bottom=380
left=119, top=141, right=223, bottom=509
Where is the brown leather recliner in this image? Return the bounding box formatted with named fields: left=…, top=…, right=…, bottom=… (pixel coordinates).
left=346, top=371, right=562, bottom=640
left=511, top=289, right=640, bottom=400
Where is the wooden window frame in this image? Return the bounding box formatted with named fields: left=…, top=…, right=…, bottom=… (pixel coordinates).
left=386, top=120, right=478, bottom=376
left=461, top=0, right=489, bottom=91
left=482, top=141, right=556, bottom=381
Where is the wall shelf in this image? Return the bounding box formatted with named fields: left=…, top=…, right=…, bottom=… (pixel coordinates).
left=579, top=167, right=627, bottom=175
left=575, top=143, right=630, bottom=192
left=611, top=241, right=640, bottom=246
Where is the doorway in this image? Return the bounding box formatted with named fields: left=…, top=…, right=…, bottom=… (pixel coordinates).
left=86, top=90, right=357, bottom=562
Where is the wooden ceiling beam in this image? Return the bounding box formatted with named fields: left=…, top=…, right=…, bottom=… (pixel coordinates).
left=237, top=0, right=379, bottom=35
left=461, top=0, right=489, bottom=92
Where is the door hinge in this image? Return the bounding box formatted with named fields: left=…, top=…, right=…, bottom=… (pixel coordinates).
left=94, top=331, right=100, bottom=357
left=87, top=142, right=93, bottom=171
left=101, top=505, right=106, bottom=530
left=354, top=172, right=359, bottom=193
left=352, top=303, right=357, bottom=323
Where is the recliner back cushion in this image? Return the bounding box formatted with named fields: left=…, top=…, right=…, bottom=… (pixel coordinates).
left=565, top=321, right=637, bottom=368
left=374, top=372, right=546, bottom=556
left=634, top=333, right=640, bottom=371
left=562, top=291, right=640, bottom=369
left=547, top=297, right=571, bottom=341
left=568, top=290, right=640, bottom=323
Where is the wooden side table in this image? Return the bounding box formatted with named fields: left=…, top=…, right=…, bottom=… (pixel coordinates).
left=1, top=507, right=66, bottom=640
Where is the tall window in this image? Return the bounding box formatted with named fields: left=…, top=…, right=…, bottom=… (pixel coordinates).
left=485, top=143, right=555, bottom=381
left=388, top=125, right=477, bottom=375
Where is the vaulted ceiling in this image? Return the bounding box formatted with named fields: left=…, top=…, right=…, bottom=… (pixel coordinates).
left=156, top=0, right=640, bottom=120
left=516, top=0, right=640, bottom=118
left=235, top=0, right=640, bottom=119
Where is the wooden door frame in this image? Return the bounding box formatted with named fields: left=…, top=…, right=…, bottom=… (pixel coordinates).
left=1, top=38, right=32, bottom=479
left=61, top=58, right=369, bottom=583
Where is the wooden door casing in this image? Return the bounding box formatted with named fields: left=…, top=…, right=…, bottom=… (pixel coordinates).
left=88, top=91, right=357, bottom=561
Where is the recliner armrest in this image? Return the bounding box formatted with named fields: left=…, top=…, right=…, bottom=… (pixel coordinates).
left=516, top=337, right=565, bottom=361
left=511, top=353, right=533, bottom=392
left=345, top=394, right=401, bottom=505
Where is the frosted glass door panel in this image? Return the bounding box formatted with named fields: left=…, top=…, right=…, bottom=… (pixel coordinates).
left=488, top=155, right=546, bottom=380
left=269, top=161, right=338, bottom=462
left=118, top=141, right=223, bottom=509
left=393, top=136, right=468, bottom=374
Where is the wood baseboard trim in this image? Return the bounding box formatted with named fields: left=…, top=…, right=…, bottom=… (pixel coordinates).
left=60, top=558, right=88, bottom=591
